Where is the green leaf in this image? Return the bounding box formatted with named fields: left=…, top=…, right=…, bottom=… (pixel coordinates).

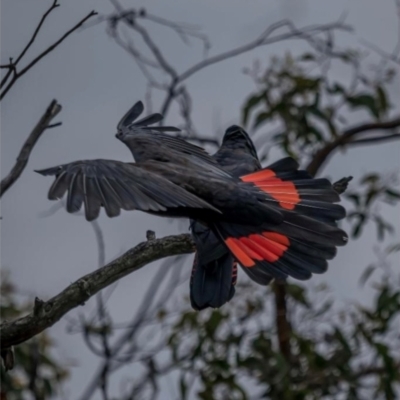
left=359, top=265, right=376, bottom=287
left=361, top=173, right=380, bottom=184
left=205, top=311, right=225, bottom=337
left=327, top=82, right=346, bottom=95
left=347, top=93, right=380, bottom=119
left=299, top=53, right=316, bottom=61
left=385, top=188, right=400, bottom=200
left=373, top=215, right=394, bottom=241
left=376, top=85, right=389, bottom=116
left=346, top=193, right=361, bottom=207
left=365, top=188, right=379, bottom=207
left=352, top=213, right=367, bottom=238
left=286, top=284, right=310, bottom=308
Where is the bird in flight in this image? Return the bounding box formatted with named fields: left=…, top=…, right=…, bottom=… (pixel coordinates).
left=36, top=101, right=348, bottom=308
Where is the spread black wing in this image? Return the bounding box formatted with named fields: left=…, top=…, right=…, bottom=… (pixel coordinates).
left=36, top=159, right=220, bottom=221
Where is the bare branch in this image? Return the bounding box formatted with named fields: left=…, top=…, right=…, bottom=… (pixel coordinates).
left=307, top=116, right=400, bottom=176
left=104, top=7, right=350, bottom=134
left=14, top=0, right=60, bottom=66
left=131, top=22, right=178, bottom=79
left=180, top=20, right=349, bottom=82
left=348, top=133, right=400, bottom=146
left=0, top=58, right=16, bottom=89
left=0, top=10, right=98, bottom=101
left=0, top=100, right=62, bottom=198
left=77, top=259, right=176, bottom=400
left=0, top=233, right=195, bottom=350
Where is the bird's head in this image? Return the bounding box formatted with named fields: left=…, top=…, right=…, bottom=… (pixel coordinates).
left=222, top=125, right=259, bottom=160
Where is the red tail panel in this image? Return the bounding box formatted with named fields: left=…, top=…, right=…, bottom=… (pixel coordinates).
left=225, top=232, right=290, bottom=267
left=225, top=237, right=255, bottom=267
left=240, top=170, right=300, bottom=210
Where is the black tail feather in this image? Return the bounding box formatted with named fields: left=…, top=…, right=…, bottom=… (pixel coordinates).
left=190, top=252, right=236, bottom=310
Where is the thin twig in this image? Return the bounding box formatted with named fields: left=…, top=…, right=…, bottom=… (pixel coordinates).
left=0, top=100, right=62, bottom=197
left=14, top=1, right=60, bottom=66
left=0, top=10, right=97, bottom=101
left=130, top=22, right=178, bottom=79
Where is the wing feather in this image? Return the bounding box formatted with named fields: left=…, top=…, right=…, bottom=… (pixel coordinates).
left=36, top=159, right=221, bottom=221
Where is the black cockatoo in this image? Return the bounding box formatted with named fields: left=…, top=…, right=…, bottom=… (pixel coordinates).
left=36, top=102, right=348, bottom=306
left=190, top=125, right=261, bottom=310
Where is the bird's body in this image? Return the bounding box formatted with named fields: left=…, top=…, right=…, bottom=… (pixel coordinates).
left=190, top=126, right=262, bottom=310
left=36, top=101, right=349, bottom=310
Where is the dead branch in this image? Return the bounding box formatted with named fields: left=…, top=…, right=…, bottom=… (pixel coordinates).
left=0, top=100, right=62, bottom=197
left=0, top=9, right=97, bottom=101
left=103, top=4, right=350, bottom=134
left=0, top=234, right=195, bottom=350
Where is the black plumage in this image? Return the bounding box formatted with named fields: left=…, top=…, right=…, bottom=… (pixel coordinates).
left=36, top=102, right=349, bottom=310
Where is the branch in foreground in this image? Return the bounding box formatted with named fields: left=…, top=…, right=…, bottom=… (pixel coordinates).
left=0, top=234, right=195, bottom=350
left=0, top=100, right=62, bottom=198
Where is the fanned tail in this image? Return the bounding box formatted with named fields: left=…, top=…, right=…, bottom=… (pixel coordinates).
left=241, top=157, right=345, bottom=223
left=211, top=157, right=348, bottom=283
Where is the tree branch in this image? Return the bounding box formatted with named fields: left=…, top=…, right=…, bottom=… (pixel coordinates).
left=104, top=6, right=350, bottom=133
left=0, top=1, right=60, bottom=90
left=0, top=10, right=98, bottom=101
left=347, top=133, right=400, bottom=146
left=177, top=20, right=350, bottom=84
left=14, top=1, right=60, bottom=66
left=0, top=233, right=195, bottom=350
left=306, top=116, right=400, bottom=176
left=273, top=281, right=292, bottom=360
left=272, top=172, right=352, bottom=362
left=0, top=100, right=62, bottom=198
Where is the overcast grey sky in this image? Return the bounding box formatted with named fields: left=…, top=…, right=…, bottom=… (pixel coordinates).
left=1, top=0, right=400, bottom=398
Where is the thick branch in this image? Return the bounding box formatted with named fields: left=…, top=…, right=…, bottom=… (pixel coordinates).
left=307, top=116, right=400, bottom=176
left=0, top=100, right=62, bottom=197
left=0, top=234, right=195, bottom=350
